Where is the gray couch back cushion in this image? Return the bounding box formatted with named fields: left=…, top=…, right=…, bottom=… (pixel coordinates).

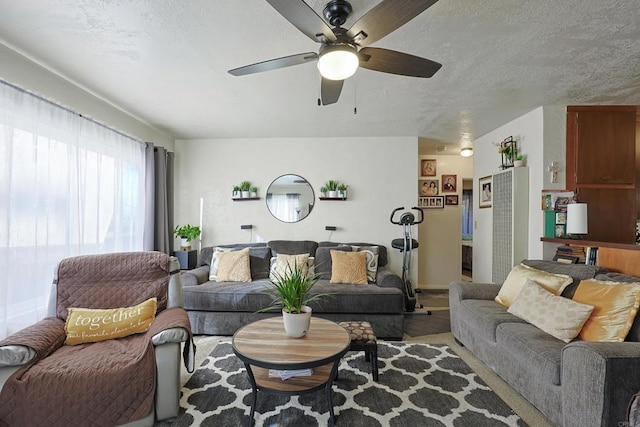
left=521, top=259, right=607, bottom=298
left=198, top=244, right=271, bottom=279
left=268, top=240, right=318, bottom=257
left=318, top=241, right=388, bottom=267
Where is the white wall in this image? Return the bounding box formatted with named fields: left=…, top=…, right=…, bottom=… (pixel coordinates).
left=0, top=42, right=173, bottom=149
left=417, top=154, right=473, bottom=288
left=473, top=106, right=566, bottom=283
left=174, top=136, right=418, bottom=281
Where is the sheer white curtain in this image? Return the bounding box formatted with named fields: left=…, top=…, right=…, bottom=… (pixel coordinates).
left=0, top=81, right=147, bottom=339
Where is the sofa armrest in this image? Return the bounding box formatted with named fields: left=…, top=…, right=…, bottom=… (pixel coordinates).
left=152, top=327, right=189, bottom=345
left=181, top=265, right=210, bottom=286
left=0, top=345, right=37, bottom=367
left=562, top=341, right=640, bottom=427
left=0, top=317, right=65, bottom=365
left=376, top=266, right=403, bottom=292
left=449, top=282, right=501, bottom=302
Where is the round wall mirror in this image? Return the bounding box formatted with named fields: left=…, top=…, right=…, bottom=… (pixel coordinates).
left=266, top=174, right=315, bottom=223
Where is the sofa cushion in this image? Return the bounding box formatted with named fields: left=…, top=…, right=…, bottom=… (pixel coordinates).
left=199, top=243, right=267, bottom=267
left=183, top=279, right=275, bottom=312
left=507, top=279, right=594, bottom=343
left=495, top=263, right=572, bottom=307
left=339, top=245, right=379, bottom=283
left=496, top=322, right=565, bottom=386
left=216, top=248, right=252, bottom=282
left=572, top=278, right=640, bottom=342
left=595, top=273, right=640, bottom=342
left=64, top=297, right=157, bottom=345
left=459, top=299, right=527, bottom=342
left=522, top=259, right=607, bottom=298
left=309, top=281, right=403, bottom=314
left=319, top=241, right=388, bottom=267
left=209, top=247, right=234, bottom=281
left=268, top=240, right=318, bottom=257
left=315, top=246, right=351, bottom=280
left=269, top=253, right=310, bottom=280
left=207, top=246, right=272, bottom=280
left=330, top=250, right=368, bottom=285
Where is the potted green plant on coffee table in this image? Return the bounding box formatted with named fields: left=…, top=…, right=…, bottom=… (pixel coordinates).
left=260, top=262, right=332, bottom=338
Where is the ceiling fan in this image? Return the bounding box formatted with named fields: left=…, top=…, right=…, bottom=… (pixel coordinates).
left=228, top=0, right=442, bottom=105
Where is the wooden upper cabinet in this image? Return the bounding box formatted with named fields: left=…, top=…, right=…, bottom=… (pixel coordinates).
left=567, top=106, right=637, bottom=188
left=566, top=106, right=638, bottom=244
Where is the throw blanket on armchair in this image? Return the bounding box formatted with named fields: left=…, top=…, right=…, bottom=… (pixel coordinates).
left=0, top=308, right=194, bottom=427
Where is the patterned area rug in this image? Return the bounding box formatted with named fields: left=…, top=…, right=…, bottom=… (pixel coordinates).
left=156, top=341, right=524, bottom=427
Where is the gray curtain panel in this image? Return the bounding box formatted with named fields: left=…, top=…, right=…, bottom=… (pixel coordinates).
left=144, top=144, right=174, bottom=254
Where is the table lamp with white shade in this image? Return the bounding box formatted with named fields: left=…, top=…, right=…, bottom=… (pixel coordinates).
left=566, top=203, right=588, bottom=238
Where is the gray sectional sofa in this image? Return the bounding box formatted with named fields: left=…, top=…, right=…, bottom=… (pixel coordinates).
left=450, top=260, right=640, bottom=427
left=180, top=240, right=406, bottom=339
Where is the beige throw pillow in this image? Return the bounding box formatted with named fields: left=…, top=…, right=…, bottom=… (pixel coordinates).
left=508, top=279, right=594, bottom=343
left=64, top=297, right=157, bottom=345
left=216, top=248, right=252, bottom=282
left=209, top=247, right=234, bottom=280
left=495, top=263, right=573, bottom=307
left=269, top=253, right=310, bottom=280
left=572, top=278, right=640, bottom=342
left=330, top=250, right=368, bottom=285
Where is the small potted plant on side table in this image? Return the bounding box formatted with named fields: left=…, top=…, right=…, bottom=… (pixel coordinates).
left=173, top=224, right=201, bottom=269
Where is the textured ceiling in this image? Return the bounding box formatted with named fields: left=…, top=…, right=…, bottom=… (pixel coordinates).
left=0, top=0, right=638, bottom=149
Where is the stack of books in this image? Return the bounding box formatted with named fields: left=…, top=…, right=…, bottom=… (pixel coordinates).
left=555, top=245, right=586, bottom=264
left=268, top=368, right=313, bottom=380
left=585, top=247, right=599, bottom=266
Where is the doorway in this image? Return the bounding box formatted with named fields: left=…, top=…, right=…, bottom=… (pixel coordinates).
left=461, top=179, right=473, bottom=281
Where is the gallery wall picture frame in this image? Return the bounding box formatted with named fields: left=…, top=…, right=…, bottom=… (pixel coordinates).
left=419, top=196, right=444, bottom=209
left=441, top=174, right=457, bottom=193
left=419, top=179, right=439, bottom=196
left=479, top=175, right=492, bottom=209
left=421, top=159, right=437, bottom=177
left=445, top=195, right=459, bottom=206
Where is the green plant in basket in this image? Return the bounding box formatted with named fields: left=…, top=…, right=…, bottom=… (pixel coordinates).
left=260, top=262, right=332, bottom=314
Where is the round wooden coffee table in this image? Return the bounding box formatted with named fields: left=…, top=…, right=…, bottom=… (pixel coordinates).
left=232, top=316, right=350, bottom=426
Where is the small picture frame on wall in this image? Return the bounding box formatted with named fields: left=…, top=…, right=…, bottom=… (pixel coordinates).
left=419, top=179, right=439, bottom=196
left=479, top=175, right=492, bottom=209
left=421, top=159, right=437, bottom=177
left=445, top=195, right=459, bottom=206
left=419, top=196, right=444, bottom=209
left=442, top=174, right=457, bottom=193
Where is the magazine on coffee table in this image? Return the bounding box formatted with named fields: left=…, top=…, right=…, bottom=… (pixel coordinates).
left=268, top=369, right=313, bottom=380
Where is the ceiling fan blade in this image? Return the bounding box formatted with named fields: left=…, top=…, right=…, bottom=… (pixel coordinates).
left=229, top=52, right=318, bottom=76
left=321, top=78, right=344, bottom=105
left=266, top=0, right=337, bottom=43
left=347, top=0, right=439, bottom=47
left=359, top=47, right=442, bottom=78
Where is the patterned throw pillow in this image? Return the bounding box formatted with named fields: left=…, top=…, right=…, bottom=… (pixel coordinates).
left=64, top=297, right=157, bottom=345
left=330, top=250, right=368, bottom=285
left=508, top=279, right=594, bottom=343
left=216, top=248, right=252, bottom=282
left=209, top=247, right=234, bottom=281
left=495, top=263, right=573, bottom=307
left=351, top=245, right=379, bottom=283
left=269, top=253, right=310, bottom=280
left=572, top=278, right=640, bottom=342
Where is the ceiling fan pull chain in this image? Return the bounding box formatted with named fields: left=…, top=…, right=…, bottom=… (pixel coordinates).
left=353, top=74, right=357, bottom=115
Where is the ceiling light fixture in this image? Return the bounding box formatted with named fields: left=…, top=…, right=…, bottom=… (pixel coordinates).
left=460, top=147, right=474, bottom=157
left=317, top=44, right=359, bottom=81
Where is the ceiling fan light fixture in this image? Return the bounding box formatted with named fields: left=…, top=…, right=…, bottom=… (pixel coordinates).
left=317, top=44, right=359, bottom=81
left=460, top=147, right=474, bottom=157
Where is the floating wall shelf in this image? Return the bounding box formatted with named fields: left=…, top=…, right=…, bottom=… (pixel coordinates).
left=232, top=197, right=260, bottom=201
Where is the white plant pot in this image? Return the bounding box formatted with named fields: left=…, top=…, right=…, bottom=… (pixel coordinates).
left=514, top=160, right=525, bottom=167
left=241, top=190, right=250, bottom=198
left=282, top=305, right=312, bottom=338
left=328, top=190, right=339, bottom=198
left=338, top=190, right=347, bottom=198
left=250, top=191, right=257, bottom=198
left=180, top=238, right=191, bottom=251
left=233, top=191, right=240, bottom=198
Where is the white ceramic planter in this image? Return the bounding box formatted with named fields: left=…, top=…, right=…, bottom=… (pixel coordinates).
left=241, top=190, right=250, bottom=198
left=180, top=238, right=192, bottom=250
left=328, top=190, right=338, bottom=198
left=250, top=191, right=257, bottom=198
left=514, top=160, right=525, bottom=167
left=282, top=305, right=312, bottom=338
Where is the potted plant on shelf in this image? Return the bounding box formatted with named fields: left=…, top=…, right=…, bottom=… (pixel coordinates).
left=240, top=181, right=251, bottom=198
left=250, top=186, right=258, bottom=198
left=337, top=183, right=348, bottom=199
left=325, top=180, right=339, bottom=198
left=260, top=262, right=331, bottom=338
left=514, top=153, right=526, bottom=167
left=320, top=186, right=327, bottom=198
left=173, top=224, right=201, bottom=251
left=232, top=185, right=241, bottom=198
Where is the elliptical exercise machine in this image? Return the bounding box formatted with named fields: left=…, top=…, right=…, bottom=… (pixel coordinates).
left=390, top=206, right=428, bottom=313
